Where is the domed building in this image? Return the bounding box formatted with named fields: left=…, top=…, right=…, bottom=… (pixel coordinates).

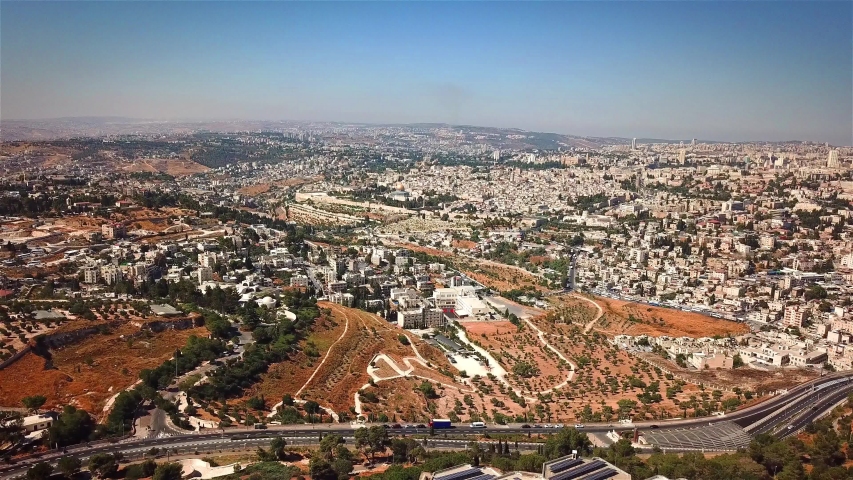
left=256, top=296, right=276, bottom=308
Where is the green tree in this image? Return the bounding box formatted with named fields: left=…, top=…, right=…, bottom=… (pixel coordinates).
left=49, top=406, right=95, bottom=447
left=57, top=456, right=82, bottom=478
left=309, top=457, right=337, bottom=480
left=418, top=381, right=438, bottom=399
left=124, top=460, right=157, bottom=480
left=88, top=453, right=119, bottom=479
left=354, top=426, right=388, bottom=461
left=304, top=401, right=321, bottom=416
left=26, top=462, right=53, bottom=480
left=512, top=361, right=540, bottom=378
left=0, top=410, right=23, bottom=446
left=331, top=458, right=353, bottom=480
left=152, top=462, right=183, bottom=480
left=21, top=395, right=47, bottom=414
left=391, top=438, right=419, bottom=464
left=270, top=437, right=287, bottom=460
left=544, top=428, right=592, bottom=459
left=732, top=354, right=744, bottom=369
left=319, top=434, right=345, bottom=460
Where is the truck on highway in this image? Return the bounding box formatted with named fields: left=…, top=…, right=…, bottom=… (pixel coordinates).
left=430, top=419, right=452, bottom=429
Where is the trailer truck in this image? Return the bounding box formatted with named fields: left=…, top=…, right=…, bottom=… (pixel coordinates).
left=430, top=419, right=452, bottom=429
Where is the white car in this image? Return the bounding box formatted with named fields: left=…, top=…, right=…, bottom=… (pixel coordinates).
left=554, top=423, right=564, bottom=428
left=574, top=423, right=585, bottom=429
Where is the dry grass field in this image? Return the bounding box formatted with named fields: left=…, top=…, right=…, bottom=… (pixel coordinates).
left=122, top=157, right=209, bottom=176
left=0, top=324, right=206, bottom=414
left=462, top=321, right=571, bottom=395
left=590, top=295, right=749, bottom=337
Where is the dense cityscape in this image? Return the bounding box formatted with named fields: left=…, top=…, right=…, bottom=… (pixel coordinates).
left=0, top=122, right=850, bottom=480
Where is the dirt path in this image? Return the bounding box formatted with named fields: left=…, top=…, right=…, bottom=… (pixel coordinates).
left=522, top=317, right=577, bottom=389
left=354, top=340, right=474, bottom=417
left=574, top=293, right=605, bottom=333
left=353, top=352, right=477, bottom=416
left=268, top=308, right=351, bottom=422
left=294, top=310, right=350, bottom=398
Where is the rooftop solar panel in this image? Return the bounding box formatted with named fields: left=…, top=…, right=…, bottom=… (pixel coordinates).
left=548, top=458, right=583, bottom=474
left=468, top=474, right=496, bottom=480
left=435, top=468, right=482, bottom=480
left=579, top=469, right=616, bottom=480
left=552, top=460, right=605, bottom=480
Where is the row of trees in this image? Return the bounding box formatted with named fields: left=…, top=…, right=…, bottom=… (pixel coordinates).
left=28, top=453, right=183, bottom=480
left=190, top=290, right=321, bottom=403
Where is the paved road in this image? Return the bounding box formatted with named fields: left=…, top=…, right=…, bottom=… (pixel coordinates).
left=778, top=382, right=853, bottom=439
left=4, top=366, right=851, bottom=478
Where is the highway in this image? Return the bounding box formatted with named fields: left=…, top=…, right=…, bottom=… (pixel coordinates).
left=778, top=381, right=853, bottom=439
left=3, top=373, right=852, bottom=479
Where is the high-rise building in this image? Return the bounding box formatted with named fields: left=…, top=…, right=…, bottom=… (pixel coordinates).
left=631, top=138, right=636, bottom=150
left=678, top=149, right=687, bottom=164
left=492, top=150, right=500, bottom=162
left=828, top=149, right=840, bottom=167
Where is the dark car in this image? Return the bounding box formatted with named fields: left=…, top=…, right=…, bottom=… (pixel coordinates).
left=416, top=424, right=426, bottom=428
left=391, top=423, right=402, bottom=429
left=382, top=424, right=390, bottom=429
left=650, top=425, right=659, bottom=429
left=521, top=424, right=531, bottom=429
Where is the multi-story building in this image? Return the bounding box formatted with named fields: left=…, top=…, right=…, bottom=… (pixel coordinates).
left=101, top=223, right=126, bottom=240
left=197, top=266, right=213, bottom=283
left=328, top=280, right=348, bottom=293
left=100, top=264, right=122, bottom=285
left=783, top=305, right=810, bottom=328
left=198, top=252, right=219, bottom=268
left=433, top=288, right=458, bottom=310
left=83, top=267, right=99, bottom=284
left=397, top=307, right=445, bottom=329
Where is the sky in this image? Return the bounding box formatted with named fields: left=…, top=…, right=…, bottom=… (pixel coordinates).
left=2, top=1, right=851, bottom=145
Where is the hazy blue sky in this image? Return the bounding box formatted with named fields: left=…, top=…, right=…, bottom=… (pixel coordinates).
left=2, top=1, right=851, bottom=145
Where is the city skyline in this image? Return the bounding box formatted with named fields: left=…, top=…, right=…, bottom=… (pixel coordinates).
left=2, top=1, right=852, bottom=145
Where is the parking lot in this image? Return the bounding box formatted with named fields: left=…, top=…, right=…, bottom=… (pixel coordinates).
left=642, top=421, right=753, bottom=451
